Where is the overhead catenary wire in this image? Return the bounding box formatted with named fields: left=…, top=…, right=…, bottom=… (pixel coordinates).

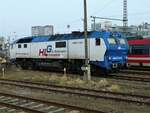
left=92, top=0, right=117, bottom=16
left=102, top=11, right=150, bottom=18
left=56, top=0, right=117, bottom=32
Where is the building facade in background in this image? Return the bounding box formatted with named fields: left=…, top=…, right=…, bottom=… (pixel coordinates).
left=32, top=25, right=54, bottom=36
left=91, top=21, right=112, bottom=31
left=0, top=37, right=8, bottom=58
left=91, top=22, right=150, bottom=38
left=0, top=37, right=6, bottom=50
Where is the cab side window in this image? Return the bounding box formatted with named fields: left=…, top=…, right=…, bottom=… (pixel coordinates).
left=24, top=44, right=27, bottom=48
left=95, top=38, right=101, bottom=46
left=18, top=44, right=21, bottom=48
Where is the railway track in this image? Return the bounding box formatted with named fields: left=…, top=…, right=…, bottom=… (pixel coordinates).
left=120, top=69, right=150, bottom=76
left=107, top=69, right=150, bottom=83
left=30, top=69, right=150, bottom=83
left=0, top=92, right=104, bottom=113
left=108, top=75, right=150, bottom=83
left=0, top=79, right=149, bottom=106
left=126, top=67, right=150, bottom=71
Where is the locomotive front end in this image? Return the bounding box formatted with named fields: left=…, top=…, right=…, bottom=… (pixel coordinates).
left=89, top=32, right=128, bottom=74
left=104, top=33, right=129, bottom=71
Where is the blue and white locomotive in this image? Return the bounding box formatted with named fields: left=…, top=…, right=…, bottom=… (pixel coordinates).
left=10, top=31, right=128, bottom=74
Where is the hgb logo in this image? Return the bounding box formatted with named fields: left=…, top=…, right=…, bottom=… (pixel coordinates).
left=39, top=45, right=52, bottom=56
left=47, top=45, right=52, bottom=53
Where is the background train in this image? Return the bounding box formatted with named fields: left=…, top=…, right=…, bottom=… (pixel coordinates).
left=127, top=39, right=150, bottom=67
left=10, top=31, right=128, bottom=74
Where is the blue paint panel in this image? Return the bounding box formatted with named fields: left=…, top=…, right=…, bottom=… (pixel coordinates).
left=32, top=36, right=49, bottom=42
left=15, top=31, right=114, bottom=43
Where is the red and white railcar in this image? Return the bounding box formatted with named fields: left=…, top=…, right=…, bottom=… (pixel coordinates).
left=127, top=39, right=150, bottom=67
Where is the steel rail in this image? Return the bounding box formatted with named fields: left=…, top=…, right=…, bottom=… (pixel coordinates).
left=0, top=101, right=45, bottom=113
left=112, top=75, right=150, bottom=83
left=0, top=92, right=105, bottom=113
left=120, top=69, right=150, bottom=76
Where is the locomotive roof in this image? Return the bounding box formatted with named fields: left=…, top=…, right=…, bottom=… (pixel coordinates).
left=15, top=31, right=121, bottom=43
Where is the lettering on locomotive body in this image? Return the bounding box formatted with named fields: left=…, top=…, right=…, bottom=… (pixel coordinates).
left=39, top=45, right=66, bottom=57
left=47, top=45, right=52, bottom=52
left=39, top=49, right=47, bottom=56
left=72, top=41, right=83, bottom=44
left=16, top=53, right=29, bottom=55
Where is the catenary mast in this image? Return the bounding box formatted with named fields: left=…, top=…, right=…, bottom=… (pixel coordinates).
left=123, top=0, right=128, bottom=32
left=83, top=0, right=91, bottom=80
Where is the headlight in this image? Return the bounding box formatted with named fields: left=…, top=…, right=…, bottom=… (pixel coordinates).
left=109, top=57, right=112, bottom=60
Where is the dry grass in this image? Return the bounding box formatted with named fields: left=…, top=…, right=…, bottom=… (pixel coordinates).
left=96, top=79, right=109, bottom=88
left=107, top=85, right=121, bottom=92
left=69, top=111, right=80, bottom=113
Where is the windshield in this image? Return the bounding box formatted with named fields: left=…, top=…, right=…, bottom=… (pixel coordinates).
left=108, top=37, right=117, bottom=45
left=119, top=38, right=126, bottom=45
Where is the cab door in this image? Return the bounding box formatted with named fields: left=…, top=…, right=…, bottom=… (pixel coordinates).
left=90, top=38, right=106, bottom=61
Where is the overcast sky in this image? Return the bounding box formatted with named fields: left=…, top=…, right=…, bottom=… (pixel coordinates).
left=0, top=0, right=150, bottom=38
